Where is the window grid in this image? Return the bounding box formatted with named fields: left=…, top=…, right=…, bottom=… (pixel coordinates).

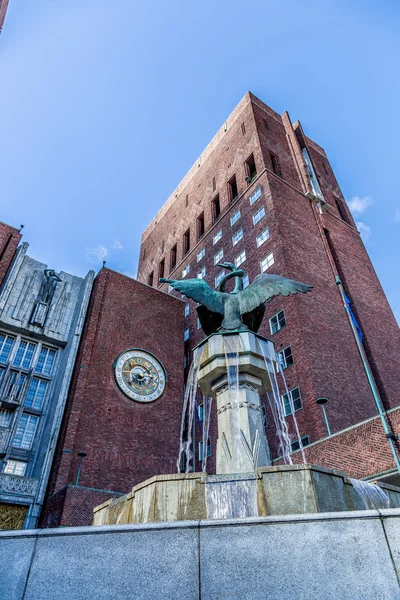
left=230, top=210, right=241, bottom=226
left=0, top=334, right=15, bottom=364
left=283, top=387, right=302, bottom=417
left=3, top=459, right=27, bottom=476
left=232, top=229, right=243, bottom=246
left=269, top=310, right=286, bottom=334
left=214, top=249, right=224, bottom=265
left=12, top=413, right=39, bottom=450
left=242, top=274, right=250, bottom=289
left=184, top=328, right=190, bottom=341
left=184, top=304, right=190, bottom=317
left=0, top=408, right=12, bottom=428
left=253, top=206, right=266, bottom=225
left=249, top=186, right=262, bottom=205
left=256, top=228, right=270, bottom=248
left=182, top=264, right=190, bottom=278
left=35, top=347, right=56, bottom=376
left=198, top=438, right=211, bottom=461
left=197, top=248, right=205, bottom=262
left=261, top=252, right=274, bottom=272
left=234, top=251, right=246, bottom=268
left=5, top=371, right=27, bottom=399
left=278, top=346, right=293, bottom=370
left=291, top=435, right=310, bottom=452
left=213, top=230, right=222, bottom=245
left=13, top=340, right=37, bottom=370
left=197, top=267, right=206, bottom=279
left=24, top=378, right=48, bottom=410
left=215, top=271, right=226, bottom=288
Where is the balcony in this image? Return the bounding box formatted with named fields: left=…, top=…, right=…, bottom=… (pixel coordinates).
left=0, top=473, right=39, bottom=499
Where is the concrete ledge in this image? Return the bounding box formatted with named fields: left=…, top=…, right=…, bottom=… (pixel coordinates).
left=2, top=509, right=400, bottom=599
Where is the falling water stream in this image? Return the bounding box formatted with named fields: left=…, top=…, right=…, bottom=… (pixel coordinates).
left=349, top=478, right=390, bottom=510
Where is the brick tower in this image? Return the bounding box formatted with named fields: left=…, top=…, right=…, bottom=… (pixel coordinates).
left=137, top=92, right=400, bottom=484
left=0, top=0, right=10, bottom=35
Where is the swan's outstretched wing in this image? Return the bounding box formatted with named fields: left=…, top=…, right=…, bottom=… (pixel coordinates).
left=160, top=277, right=225, bottom=314
left=239, top=274, right=312, bottom=314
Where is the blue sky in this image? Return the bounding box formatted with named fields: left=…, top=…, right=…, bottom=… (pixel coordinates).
left=1, top=1, right=399, bottom=322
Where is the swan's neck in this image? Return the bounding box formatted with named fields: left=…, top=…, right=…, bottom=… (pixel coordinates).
left=219, top=270, right=243, bottom=293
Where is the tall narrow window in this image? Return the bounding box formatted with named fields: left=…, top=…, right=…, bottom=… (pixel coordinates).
left=232, top=228, right=243, bottom=246
left=264, top=118, right=269, bottom=131
left=183, top=229, right=191, bottom=255
left=230, top=210, right=241, bottom=226
left=227, top=175, right=238, bottom=203
left=197, top=248, right=205, bottom=262
left=241, top=122, right=246, bottom=135
left=270, top=152, right=282, bottom=177
left=170, top=245, right=177, bottom=271
left=214, top=249, right=224, bottom=265
left=212, top=176, right=216, bottom=191
left=0, top=334, right=15, bottom=363
left=277, top=346, right=294, bottom=370
left=253, top=206, right=266, bottom=225
left=212, top=195, right=221, bottom=223
left=234, top=250, right=246, bottom=268
left=333, top=196, right=351, bottom=224
left=197, top=213, right=205, bottom=240
left=35, top=347, right=56, bottom=376
left=256, top=228, right=270, bottom=248
left=13, top=340, right=36, bottom=370
left=269, top=310, right=286, bottom=334
left=283, top=387, right=302, bottom=417
left=185, top=194, right=189, bottom=207
left=13, top=413, right=39, bottom=450
left=245, top=154, right=257, bottom=182
left=25, top=378, right=48, bottom=410
left=213, top=230, right=222, bottom=245
left=158, top=258, right=165, bottom=280
left=261, top=251, right=274, bottom=272
left=148, top=271, right=154, bottom=287
left=249, top=186, right=262, bottom=205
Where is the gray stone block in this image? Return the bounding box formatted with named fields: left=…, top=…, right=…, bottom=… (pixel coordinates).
left=0, top=533, right=36, bottom=600
left=200, top=513, right=400, bottom=599
left=24, top=523, right=199, bottom=600
left=380, top=511, right=400, bottom=582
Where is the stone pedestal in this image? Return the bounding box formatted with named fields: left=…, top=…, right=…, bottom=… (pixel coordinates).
left=196, top=332, right=276, bottom=474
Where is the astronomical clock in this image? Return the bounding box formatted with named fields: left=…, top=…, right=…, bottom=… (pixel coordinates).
left=114, top=349, right=166, bottom=403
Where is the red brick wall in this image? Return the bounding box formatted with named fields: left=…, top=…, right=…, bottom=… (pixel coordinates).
left=136, top=93, right=400, bottom=474
left=0, top=0, right=10, bottom=34
left=42, top=268, right=185, bottom=526
left=0, top=220, right=21, bottom=286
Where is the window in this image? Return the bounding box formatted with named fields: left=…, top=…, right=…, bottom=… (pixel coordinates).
left=249, top=186, right=262, bottom=205
left=142, top=248, right=146, bottom=261
left=182, top=264, right=190, bottom=278
left=197, top=267, right=206, bottom=279
left=241, top=122, right=246, bottom=135
left=170, top=244, right=177, bottom=271
left=25, top=378, right=49, bottom=410
left=277, top=346, right=293, bottom=370
left=291, top=435, right=310, bottom=452
left=0, top=334, right=15, bottom=363
left=264, top=118, right=269, bottom=131
left=261, top=251, right=274, bottom=272
left=3, top=460, right=27, bottom=476
left=13, top=340, right=36, bottom=370
left=257, top=229, right=270, bottom=248
left=234, top=250, right=246, bottom=268
left=230, top=210, right=241, bottom=226
left=214, top=249, right=224, bottom=265
left=245, top=153, right=257, bottom=181
left=197, top=248, right=205, bottom=262
left=253, top=206, right=265, bottom=225
left=232, top=228, right=243, bottom=246
left=283, top=387, right=302, bottom=417
left=211, top=195, right=221, bottom=223
left=158, top=258, right=165, bottom=280
left=148, top=272, right=154, bottom=287
left=0, top=408, right=12, bottom=427
left=199, top=438, right=211, bottom=460
left=227, top=175, right=238, bottom=203
left=243, top=274, right=249, bottom=289
left=168, top=284, right=173, bottom=293
left=212, top=176, right=216, bottom=192
left=302, top=148, right=323, bottom=200
left=270, top=152, right=282, bottom=177
left=332, top=196, right=351, bottom=224
left=269, top=310, right=286, bottom=334
left=185, top=194, right=189, bottom=207
left=13, top=413, right=39, bottom=450
left=184, top=353, right=190, bottom=368
left=183, top=229, right=191, bottom=255
left=213, top=230, right=222, bottom=245
left=215, top=271, right=226, bottom=288
left=197, top=317, right=201, bottom=329
left=197, top=213, right=205, bottom=240
left=198, top=404, right=204, bottom=421
left=184, top=328, right=190, bottom=341
left=4, top=371, right=27, bottom=399
left=35, top=347, right=56, bottom=376
left=184, top=304, right=190, bottom=317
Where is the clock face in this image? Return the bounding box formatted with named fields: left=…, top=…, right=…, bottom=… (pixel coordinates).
left=114, top=349, right=166, bottom=403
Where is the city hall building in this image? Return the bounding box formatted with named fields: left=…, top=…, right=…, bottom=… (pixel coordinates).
left=1, top=92, right=399, bottom=529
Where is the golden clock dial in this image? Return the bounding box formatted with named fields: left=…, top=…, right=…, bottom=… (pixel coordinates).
left=114, top=350, right=166, bottom=403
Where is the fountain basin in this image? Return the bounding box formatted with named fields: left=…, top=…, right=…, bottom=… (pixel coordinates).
left=92, top=464, right=400, bottom=526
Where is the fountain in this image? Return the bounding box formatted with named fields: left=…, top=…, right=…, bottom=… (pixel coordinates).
left=93, top=265, right=400, bottom=526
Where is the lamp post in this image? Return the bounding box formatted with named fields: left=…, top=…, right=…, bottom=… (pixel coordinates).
left=316, top=397, right=331, bottom=437
left=75, top=451, right=87, bottom=486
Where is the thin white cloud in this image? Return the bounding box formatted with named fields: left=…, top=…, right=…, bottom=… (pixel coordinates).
left=356, top=221, right=371, bottom=243
left=113, top=238, right=123, bottom=250
left=83, top=245, right=108, bottom=264
left=394, top=209, right=400, bottom=223
left=348, top=196, right=372, bottom=215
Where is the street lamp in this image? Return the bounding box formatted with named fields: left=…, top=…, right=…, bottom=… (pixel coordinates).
left=316, top=397, right=331, bottom=436
left=75, top=451, right=87, bottom=486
